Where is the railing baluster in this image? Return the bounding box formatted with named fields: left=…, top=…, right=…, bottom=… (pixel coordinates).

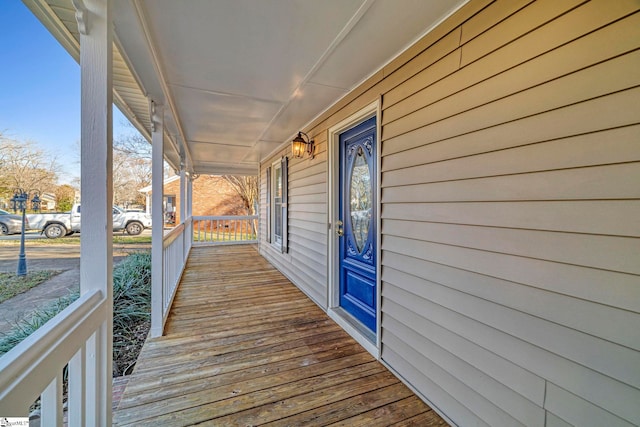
left=190, top=216, right=258, bottom=246
left=0, top=291, right=105, bottom=426
left=41, top=371, right=63, bottom=427
left=68, top=344, right=86, bottom=426
left=161, top=219, right=191, bottom=328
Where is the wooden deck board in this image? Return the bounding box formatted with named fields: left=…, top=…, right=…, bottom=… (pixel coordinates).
left=113, top=245, right=447, bottom=426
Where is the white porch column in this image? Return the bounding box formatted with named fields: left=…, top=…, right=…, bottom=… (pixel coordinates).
left=186, top=174, right=193, bottom=252
left=78, top=0, right=112, bottom=424
left=150, top=102, right=164, bottom=338
left=187, top=175, right=193, bottom=218
left=179, top=168, right=186, bottom=224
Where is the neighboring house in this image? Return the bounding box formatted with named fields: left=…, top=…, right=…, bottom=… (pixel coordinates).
left=139, top=175, right=246, bottom=224
left=39, top=192, right=56, bottom=211
left=4, top=1, right=639, bottom=426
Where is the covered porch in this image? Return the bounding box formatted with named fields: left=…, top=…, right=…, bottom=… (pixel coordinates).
left=3, top=0, right=638, bottom=425
left=114, top=245, right=445, bottom=426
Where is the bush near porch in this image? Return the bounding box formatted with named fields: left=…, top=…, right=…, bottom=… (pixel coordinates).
left=0, top=251, right=152, bottom=376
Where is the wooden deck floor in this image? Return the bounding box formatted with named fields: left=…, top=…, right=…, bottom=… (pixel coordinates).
left=113, top=245, right=447, bottom=426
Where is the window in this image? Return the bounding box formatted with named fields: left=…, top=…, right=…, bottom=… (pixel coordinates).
left=265, top=167, right=271, bottom=243
left=273, top=160, right=282, bottom=245
left=269, top=156, right=288, bottom=252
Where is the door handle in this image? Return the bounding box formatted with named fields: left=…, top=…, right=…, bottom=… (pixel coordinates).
left=335, top=220, right=344, bottom=237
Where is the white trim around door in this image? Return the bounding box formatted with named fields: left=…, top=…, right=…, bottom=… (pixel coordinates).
left=327, top=99, right=381, bottom=358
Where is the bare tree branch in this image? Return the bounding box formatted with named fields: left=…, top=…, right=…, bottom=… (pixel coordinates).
left=0, top=134, right=60, bottom=196
left=222, top=175, right=258, bottom=215
left=112, top=132, right=152, bottom=206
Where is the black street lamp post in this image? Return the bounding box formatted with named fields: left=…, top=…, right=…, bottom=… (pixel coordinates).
left=10, top=189, right=40, bottom=277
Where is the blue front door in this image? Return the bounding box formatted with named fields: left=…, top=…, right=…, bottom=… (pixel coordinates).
left=338, top=116, right=376, bottom=333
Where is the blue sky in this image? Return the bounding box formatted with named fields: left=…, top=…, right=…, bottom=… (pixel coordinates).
left=0, top=0, right=138, bottom=184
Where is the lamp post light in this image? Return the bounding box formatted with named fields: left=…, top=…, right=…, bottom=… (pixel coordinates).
left=10, top=189, right=29, bottom=277
left=31, top=192, right=41, bottom=213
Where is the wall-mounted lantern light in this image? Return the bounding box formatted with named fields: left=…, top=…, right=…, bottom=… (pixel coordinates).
left=291, top=131, right=314, bottom=159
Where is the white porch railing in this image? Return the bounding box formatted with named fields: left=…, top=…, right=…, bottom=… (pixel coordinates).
left=0, top=289, right=108, bottom=424
left=160, top=217, right=192, bottom=327
left=193, top=215, right=258, bottom=245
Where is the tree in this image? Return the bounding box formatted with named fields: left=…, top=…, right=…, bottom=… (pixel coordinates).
left=222, top=175, right=258, bottom=215
left=112, top=132, right=151, bottom=206
left=55, top=184, right=76, bottom=211
left=0, top=134, right=59, bottom=199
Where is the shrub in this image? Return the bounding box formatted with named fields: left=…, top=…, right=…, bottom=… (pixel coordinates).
left=0, top=292, right=78, bottom=354
left=0, top=250, right=152, bottom=376
left=112, top=251, right=152, bottom=375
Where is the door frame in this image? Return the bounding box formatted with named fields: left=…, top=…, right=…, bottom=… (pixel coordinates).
left=327, top=99, right=381, bottom=358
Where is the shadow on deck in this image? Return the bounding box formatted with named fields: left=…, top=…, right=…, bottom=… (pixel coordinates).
left=113, top=245, right=447, bottom=426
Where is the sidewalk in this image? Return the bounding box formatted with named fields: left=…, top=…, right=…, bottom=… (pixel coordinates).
left=0, top=243, right=149, bottom=336
left=0, top=267, right=79, bottom=335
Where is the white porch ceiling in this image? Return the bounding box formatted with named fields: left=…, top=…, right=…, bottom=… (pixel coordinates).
left=24, top=0, right=468, bottom=175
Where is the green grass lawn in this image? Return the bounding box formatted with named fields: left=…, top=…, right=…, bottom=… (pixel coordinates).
left=0, top=270, right=60, bottom=303
left=0, top=235, right=151, bottom=246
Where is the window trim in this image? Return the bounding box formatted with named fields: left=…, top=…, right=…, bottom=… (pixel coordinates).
left=265, top=166, right=271, bottom=243
left=269, top=157, right=288, bottom=252
left=271, top=159, right=283, bottom=247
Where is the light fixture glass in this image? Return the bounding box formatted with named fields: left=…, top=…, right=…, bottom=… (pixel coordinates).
left=291, top=131, right=314, bottom=159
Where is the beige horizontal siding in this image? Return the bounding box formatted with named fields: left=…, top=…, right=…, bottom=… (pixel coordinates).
left=382, top=86, right=640, bottom=159
left=381, top=346, right=489, bottom=427
left=382, top=200, right=640, bottom=237
left=378, top=1, right=640, bottom=425
left=382, top=297, right=545, bottom=405
left=384, top=328, right=531, bottom=426
left=384, top=50, right=639, bottom=141
left=259, top=0, right=640, bottom=425
left=382, top=163, right=640, bottom=203
left=384, top=316, right=544, bottom=426
left=382, top=261, right=640, bottom=389
left=383, top=219, right=640, bottom=283
left=382, top=281, right=640, bottom=425
left=260, top=138, right=328, bottom=308
left=544, top=383, right=636, bottom=427
left=382, top=125, right=640, bottom=181
left=459, top=0, right=535, bottom=44
left=384, top=252, right=639, bottom=350
left=459, top=0, right=586, bottom=66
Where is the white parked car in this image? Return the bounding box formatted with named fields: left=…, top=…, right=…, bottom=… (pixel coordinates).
left=27, top=204, right=152, bottom=238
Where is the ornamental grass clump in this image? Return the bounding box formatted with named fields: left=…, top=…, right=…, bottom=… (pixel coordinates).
left=0, top=291, right=78, bottom=355
left=0, top=250, right=152, bottom=376
left=112, top=250, right=152, bottom=376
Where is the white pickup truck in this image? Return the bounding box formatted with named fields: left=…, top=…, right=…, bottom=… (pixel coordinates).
left=28, top=204, right=152, bottom=238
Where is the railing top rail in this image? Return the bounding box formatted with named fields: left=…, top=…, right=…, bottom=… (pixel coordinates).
left=193, top=215, right=258, bottom=220
left=163, top=222, right=185, bottom=248
left=0, top=289, right=106, bottom=413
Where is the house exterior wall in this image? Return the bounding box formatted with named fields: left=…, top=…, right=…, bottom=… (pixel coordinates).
left=162, top=175, right=247, bottom=224
left=260, top=1, right=640, bottom=426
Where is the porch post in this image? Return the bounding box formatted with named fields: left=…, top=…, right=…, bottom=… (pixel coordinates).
left=150, top=101, right=164, bottom=338
left=179, top=167, right=186, bottom=224
left=186, top=174, right=193, bottom=252
left=78, top=0, right=113, bottom=424
left=187, top=175, right=193, bottom=218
